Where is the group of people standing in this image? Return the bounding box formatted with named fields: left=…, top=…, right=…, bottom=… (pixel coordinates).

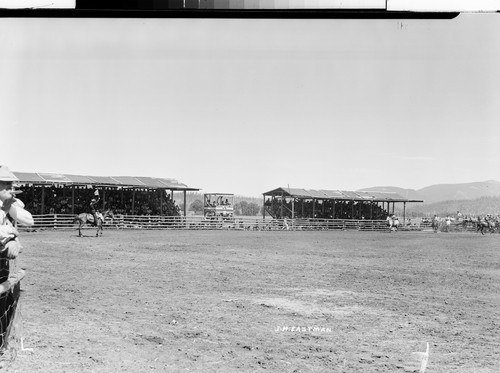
left=430, top=211, right=499, bottom=233
left=430, top=211, right=462, bottom=232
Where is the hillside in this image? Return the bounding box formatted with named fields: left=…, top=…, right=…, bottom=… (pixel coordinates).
left=404, top=196, right=500, bottom=217
left=417, top=180, right=500, bottom=204
left=359, top=180, right=500, bottom=204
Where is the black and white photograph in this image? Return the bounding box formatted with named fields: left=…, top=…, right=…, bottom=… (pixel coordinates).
left=1, top=1, right=499, bottom=372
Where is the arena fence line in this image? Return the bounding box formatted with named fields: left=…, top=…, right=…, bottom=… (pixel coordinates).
left=13, top=214, right=447, bottom=232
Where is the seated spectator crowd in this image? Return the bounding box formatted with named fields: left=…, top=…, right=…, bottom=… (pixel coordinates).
left=265, top=197, right=390, bottom=220
left=14, top=185, right=181, bottom=216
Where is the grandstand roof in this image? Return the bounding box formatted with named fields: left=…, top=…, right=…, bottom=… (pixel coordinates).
left=263, top=187, right=423, bottom=203
left=12, top=171, right=199, bottom=191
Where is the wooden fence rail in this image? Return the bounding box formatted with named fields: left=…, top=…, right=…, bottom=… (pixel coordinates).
left=17, top=214, right=426, bottom=232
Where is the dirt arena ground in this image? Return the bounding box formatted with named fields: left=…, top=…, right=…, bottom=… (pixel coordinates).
left=4, top=229, right=500, bottom=372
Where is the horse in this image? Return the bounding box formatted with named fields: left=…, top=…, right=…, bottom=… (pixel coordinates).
left=477, top=216, right=496, bottom=235
left=386, top=215, right=399, bottom=232
left=458, top=216, right=469, bottom=231
left=444, top=216, right=453, bottom=232
left=431, top=216, right=441, bottom=233
left=73, top=209, right=114, bottom=237
left=459, top=215, right=478, bottom=232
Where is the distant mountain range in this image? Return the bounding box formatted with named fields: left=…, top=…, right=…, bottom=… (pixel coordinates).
left=358, top=180, right=500, bottom=204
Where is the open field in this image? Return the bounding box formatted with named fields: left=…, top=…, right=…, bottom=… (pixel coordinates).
left=4, top=230, right=500, bottom=372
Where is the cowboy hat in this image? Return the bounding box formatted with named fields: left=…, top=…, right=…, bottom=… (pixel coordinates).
left=0, top=165, right=19, bottom=182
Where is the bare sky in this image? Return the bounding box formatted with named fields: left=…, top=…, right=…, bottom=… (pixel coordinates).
left=1, top=14, right=499, bottom=197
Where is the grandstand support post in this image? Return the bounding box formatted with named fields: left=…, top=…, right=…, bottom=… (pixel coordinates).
left=170, top=190, right=175, bottom=216
left=160, top=189, right=163, bottom=216
left=102, top=188, right=106, bottom=210
left=32, top=186, right=35, bottom=214
left=370, top=201, right=373, bottom=219
left=351, top=201, right=354, bottom=220
left=403, top=202, right=406, bottom=226
left=292, top=198, right=295, bottom=219
left=281, top=192, right=284, bottom=219
left=41, top=185, right=45, bottom=215
left=183, top=190, right=187, bottom=218
left=132, top=189, right=135, bottom=215
left=312, top=199, right=315, bottom=218
left=262, top=195, right=266, bottom=220
left=71, top=185, right=75, bottom=214
left=332, top=200, right=336, bottom=219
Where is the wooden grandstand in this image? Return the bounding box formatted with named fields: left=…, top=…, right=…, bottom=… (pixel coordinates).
left=263, top=187, right=424, bottom=225
left=12, top=171, right=199, bottom=217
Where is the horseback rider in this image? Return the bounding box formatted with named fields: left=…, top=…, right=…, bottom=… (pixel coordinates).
left=90, top=194, right=100, bottom=226
left=391, top=214, right=399, bottom=231
left=432, top=214, right=439, bottom=233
